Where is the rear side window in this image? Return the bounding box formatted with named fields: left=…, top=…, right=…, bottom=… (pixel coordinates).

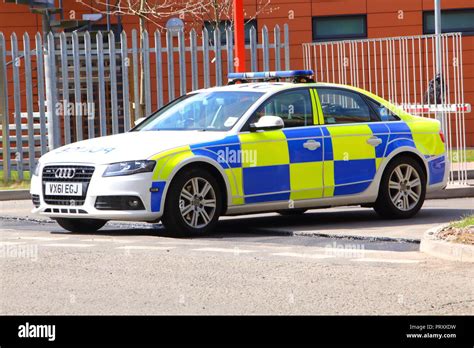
left=365, top=98, right=400, bottom=122
left=316, top=88, right=374, bottom=124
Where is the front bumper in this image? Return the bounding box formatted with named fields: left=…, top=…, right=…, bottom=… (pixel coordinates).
left=30, top=163, right=163, bottom=222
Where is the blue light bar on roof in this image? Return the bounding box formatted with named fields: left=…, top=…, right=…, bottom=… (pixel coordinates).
left=228, top=70, right=314, bottom=80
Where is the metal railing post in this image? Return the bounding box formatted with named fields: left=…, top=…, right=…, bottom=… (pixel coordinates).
left=434, top=0, right=445, bottom=132
left=45, top=32, right=60, bottom=149
left=0, top=33, right=10, bottom=182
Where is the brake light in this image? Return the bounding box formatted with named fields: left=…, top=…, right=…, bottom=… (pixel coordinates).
left=439, top=130, right=445, bottom=143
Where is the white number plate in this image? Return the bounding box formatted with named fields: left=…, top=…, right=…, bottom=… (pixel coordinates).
left=45, top=182, right=83, bottom=196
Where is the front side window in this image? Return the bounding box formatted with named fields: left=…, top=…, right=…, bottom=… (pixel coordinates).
left=317, top=88, right=373, bottom=124
left=246, top=89, right=313, bottom=129
left=135, top=91, right=263, bottom=131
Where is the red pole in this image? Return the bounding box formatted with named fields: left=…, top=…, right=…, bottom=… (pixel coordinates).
left=233, top=0, right=246, bottom=72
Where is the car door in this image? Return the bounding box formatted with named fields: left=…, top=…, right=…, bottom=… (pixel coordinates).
left=315, top=87, right=388, bottom=197
left=239, top=88, right=323, bottom=204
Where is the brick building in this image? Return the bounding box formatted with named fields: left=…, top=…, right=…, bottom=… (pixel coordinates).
left=0, top=0, right=473, bottom=146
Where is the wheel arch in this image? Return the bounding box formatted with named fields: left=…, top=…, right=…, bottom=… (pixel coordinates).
left=382, top=148, right=428, bottom=181
left=362, top=146, right=430, bottom=204
left=373, top=148, right=428, bottom=218
left=160, top=156, right=232, bottom=215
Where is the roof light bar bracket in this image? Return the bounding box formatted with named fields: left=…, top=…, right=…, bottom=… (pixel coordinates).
left=227, top=70, right=315, bottom=85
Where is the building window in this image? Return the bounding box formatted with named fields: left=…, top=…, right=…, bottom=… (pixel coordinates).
left=204, top=19, right=257, bottom=46
left=423, top=9, right=474, bottom=35
left=312, top=15, right=367, bottom=42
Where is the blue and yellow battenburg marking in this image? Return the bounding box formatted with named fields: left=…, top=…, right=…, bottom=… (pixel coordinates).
left=147, top=89, right=446, bottom=212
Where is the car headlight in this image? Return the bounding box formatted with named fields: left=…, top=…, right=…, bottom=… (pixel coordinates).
left=103, top=160, right=156, bottom=177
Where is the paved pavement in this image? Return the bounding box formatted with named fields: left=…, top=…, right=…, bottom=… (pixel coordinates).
left=0, top=198, right=473, bottom=315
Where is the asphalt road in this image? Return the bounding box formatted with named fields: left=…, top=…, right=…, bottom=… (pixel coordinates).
left=0, top=198, right=473, bottom=315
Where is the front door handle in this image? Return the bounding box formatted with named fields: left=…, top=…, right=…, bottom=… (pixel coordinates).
left=367, top=136, right=382, bottom=147
left=303, top=139, right=321, bottom=151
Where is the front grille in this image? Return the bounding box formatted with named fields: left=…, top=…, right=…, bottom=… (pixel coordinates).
left=42, top=166, right=95, bottom=182
left=42, top=195, right=86, bottom=206
left=42, top=165, right=95, bottom=206
left=31, top=194, right=40, bottom=208
left=44, top=208, right=88, bottom=214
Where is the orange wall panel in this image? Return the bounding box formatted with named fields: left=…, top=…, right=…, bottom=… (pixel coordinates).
left=312, top=0, right=366, bottom=16
left=367, top=0, right=422, bottom=13
left=368, top=25, right=422, bottom=38
left=422, top=0, right=474, bottom=10
left=368, top=11, right=422, bottom=28
left=258, top=3, right=312, bottom=19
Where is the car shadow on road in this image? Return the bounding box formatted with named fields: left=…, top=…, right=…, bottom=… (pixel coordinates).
left=215, top=207, right=474, bottom=233
left=49, top=206, right=473, bottom=239
left=52, top=223, right=290, bottom=239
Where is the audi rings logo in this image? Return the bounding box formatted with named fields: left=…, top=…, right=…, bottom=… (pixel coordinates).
left=54, top=168, right=76, bottom=179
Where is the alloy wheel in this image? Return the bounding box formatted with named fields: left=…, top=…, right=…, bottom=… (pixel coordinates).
left=179, top=177, right=217, bottom=228
left=388, top=164, right=422, bottom=211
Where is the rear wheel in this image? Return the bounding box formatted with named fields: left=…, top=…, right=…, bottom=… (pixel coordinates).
left=374, top=156, right=426, bottom=219
left=161, top=168, right=222, bottom=237
left=55, top=218, right=107, bottom=233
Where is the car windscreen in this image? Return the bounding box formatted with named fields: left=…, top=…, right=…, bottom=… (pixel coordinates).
left=134, top=91, right=264, bottom=131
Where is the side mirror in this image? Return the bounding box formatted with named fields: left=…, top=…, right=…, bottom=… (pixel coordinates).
left=134, top=117, right=146, bottom=126
left=249, top=115, right=284, bottom=132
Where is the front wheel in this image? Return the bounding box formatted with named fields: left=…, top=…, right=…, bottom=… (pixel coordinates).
left=55, top=218, right=107, bottom=233
left=374, top=156, right=426, bottom=219
left=161, top=168, right=222, bottom=237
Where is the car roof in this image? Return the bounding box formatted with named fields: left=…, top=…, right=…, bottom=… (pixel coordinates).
left=192, top=82, right=365, bottom=95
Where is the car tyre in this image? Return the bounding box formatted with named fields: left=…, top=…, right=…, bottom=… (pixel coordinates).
left=55, top=218, right=107, bottom=233
left=374, top=156, right=426, bottom=219
left=161, top=168, right=222, bottom=237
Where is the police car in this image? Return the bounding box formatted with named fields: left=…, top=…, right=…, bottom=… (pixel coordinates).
left=30, top=70, right=448, bottom=236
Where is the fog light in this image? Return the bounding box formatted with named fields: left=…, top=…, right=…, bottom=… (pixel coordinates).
left=95, top=196, right=145, bottom=210
left=128, top=199, right=140, bottom=208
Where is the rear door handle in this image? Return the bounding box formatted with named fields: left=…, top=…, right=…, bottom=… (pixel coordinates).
left=303, top=139, right=321, bottom=151
left=367, top=136, right=382, bottom=147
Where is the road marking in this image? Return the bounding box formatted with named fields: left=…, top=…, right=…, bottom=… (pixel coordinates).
left=116, top=246, right=175, bottom=250
left=16, top=236, right=69, bottom=241
left=271, top=252, right=333, bottom=259
left=193, top=247, right=255, bottom=254
left=0, top=241, right=27, bottom=246
left=351, top=258, right=420, bottom=264
left=80, top=238, right=134, bottom=243
left=154, top=241, right=210, bottom=246
left=43, top=243, right=95, bottom=248
left=323, top=247, right=378, bottom=254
